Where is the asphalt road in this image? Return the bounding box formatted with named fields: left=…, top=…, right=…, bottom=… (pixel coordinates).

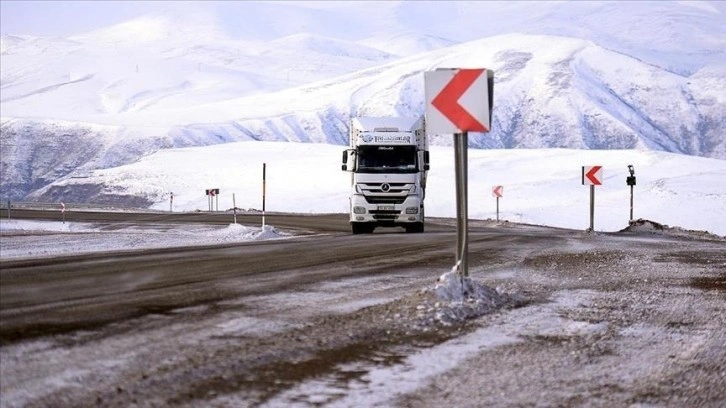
left=0, top=209, right=542, bottom=346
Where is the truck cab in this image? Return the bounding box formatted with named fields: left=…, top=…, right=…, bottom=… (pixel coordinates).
left=341, top=117, right=429, bottom=234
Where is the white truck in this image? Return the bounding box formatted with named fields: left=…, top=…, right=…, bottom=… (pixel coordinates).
left=341, top=116, right=429, bottom=234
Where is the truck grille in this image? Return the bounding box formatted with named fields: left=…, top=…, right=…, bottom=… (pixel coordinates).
left=363, top=182, right=408, bottom=193
left=365, top=196, right=406, bottom=205
left=358, top=183, right=411, bottom=205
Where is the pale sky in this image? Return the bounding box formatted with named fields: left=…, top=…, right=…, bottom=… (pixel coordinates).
left=0, top=0, right=387, bottom=41
left=0, top=1, right=177, bottom=36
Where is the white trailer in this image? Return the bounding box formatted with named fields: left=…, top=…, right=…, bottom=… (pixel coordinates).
left=341, top=116, right=429, bottom=234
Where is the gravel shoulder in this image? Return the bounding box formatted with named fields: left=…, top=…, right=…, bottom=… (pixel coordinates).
left=396, top=234, right=726, bottom=407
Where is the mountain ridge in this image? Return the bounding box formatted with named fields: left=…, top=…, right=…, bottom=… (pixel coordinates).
left=1, top=2, right=725, bottom=202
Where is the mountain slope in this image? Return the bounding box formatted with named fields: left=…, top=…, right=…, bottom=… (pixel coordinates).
left=26, top=142, right=726, bottom=236
left=1, top=1, right=725, bottom=201
left=2, top=33, right=725, bottom=201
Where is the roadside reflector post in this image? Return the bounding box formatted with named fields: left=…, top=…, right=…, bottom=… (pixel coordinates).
left=626, top=165, right=636, bottom=222
left=206, top=189, right=219, bottom=212
left=169, top=192, right=174, bottom=213
left=7, top=200, right=10, bottom=220
left=262, top=163, right=266, bottom=228
left=233, top=193, right=238, bottom=224
left=60, top=202, right=66, bottom=224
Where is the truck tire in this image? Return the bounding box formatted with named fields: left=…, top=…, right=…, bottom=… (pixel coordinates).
left=352, top=223, right=374, bottom=234
left=406, top=222, right=424, bottom=233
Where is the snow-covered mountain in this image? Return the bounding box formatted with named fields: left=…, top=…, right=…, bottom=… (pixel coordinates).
left=357, top=32, right=459, bottom=57
left=1, top=1, right=725, bottom=202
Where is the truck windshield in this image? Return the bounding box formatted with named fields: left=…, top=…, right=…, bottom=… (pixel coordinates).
left=357, top=145, right=417, bottom=173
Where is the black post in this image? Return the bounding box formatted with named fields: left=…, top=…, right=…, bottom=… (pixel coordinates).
left=590, top=185, right=595, bottom=231
left=262, top=163, right=267, bottom=227
left=627, top=165, right=636, bottom=223
left=630, top=185, right=634, bottom=222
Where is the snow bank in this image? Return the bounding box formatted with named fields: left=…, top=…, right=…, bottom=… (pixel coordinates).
left=0, top=220, right=290, bottom=260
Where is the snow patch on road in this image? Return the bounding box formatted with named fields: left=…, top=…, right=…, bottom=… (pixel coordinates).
left=0, top=220, right=290, bottom=260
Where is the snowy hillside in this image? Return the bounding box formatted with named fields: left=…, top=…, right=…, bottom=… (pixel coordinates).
left=357, top=32, right=459, bottom=57
left=1, top=1, right=725, bottom=202
left=26, top=142, right=726, bottom=237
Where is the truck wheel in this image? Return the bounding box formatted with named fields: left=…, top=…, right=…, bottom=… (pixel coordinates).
left=406, top=223, right=424, bottom=233
left=352, top=223, right=374, bottom=234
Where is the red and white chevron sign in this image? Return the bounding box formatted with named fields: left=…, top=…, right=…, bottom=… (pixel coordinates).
left=582, top=166, right=603, bottom=185
left=425, top=68, right=493, bottom=134
left=492, top=185, right=503, bottom=198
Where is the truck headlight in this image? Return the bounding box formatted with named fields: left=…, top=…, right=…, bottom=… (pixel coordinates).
left=405, top=206, right=418, bottom=214
left=353, top=206, right=366, bottom=214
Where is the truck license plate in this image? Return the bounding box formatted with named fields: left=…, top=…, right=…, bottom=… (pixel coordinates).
left=377, top=205, right=395, bottom=211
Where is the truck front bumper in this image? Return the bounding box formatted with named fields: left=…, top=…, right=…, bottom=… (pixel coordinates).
left=349, top=195, right=423, bottom=225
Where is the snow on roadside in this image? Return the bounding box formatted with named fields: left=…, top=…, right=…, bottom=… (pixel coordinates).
left=0, top=219, right=93, bottom=233
left=410, top=264, right=520, bottom=327
left=0, top=220, right=289, bottom=260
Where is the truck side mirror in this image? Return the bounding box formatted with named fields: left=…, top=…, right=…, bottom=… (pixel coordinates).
left=342, top=149, right=355, bottom=171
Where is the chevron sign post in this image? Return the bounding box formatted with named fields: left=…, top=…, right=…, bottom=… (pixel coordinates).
left=582, top=166, right=604, bottom=231
left=492, top=185, right=503, bottom=222
left=492, top=185, right=503, bottom=198
left=425, top=68, right=494, bottom=279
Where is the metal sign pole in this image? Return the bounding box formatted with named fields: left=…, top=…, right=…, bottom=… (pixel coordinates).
left=496, top=196, right=500, bottom=222
left=590, top=185, right=595, bottom=231
left=233, top=193, right=237, bottom=224
left=169, top=192, right=173, bottom=213
left=262, top=163, right=266, bottom=228
left=630, top=185, right=634, bottom=221
left=454, top=132, right=469, bottom=278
